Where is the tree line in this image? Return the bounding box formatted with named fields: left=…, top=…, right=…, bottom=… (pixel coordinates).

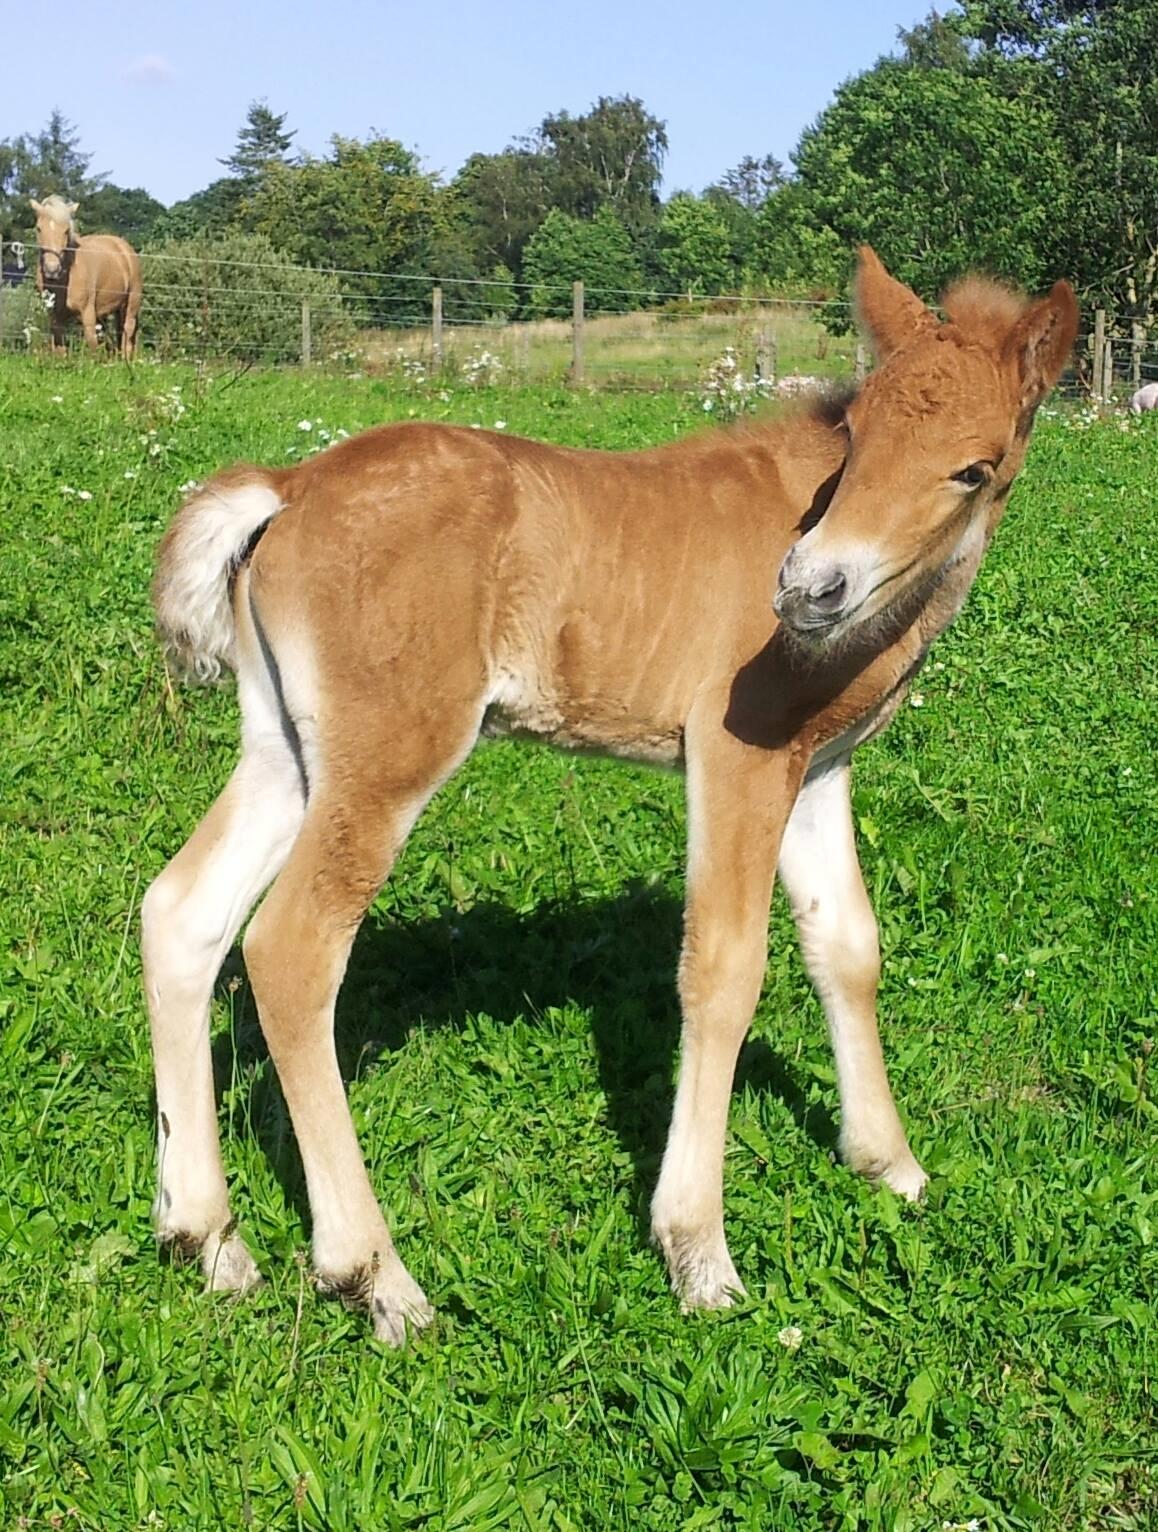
left=2, top=1, right=1153, bottom=329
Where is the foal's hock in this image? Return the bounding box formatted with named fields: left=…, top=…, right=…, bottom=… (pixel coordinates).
left=142, top=249, right=1077, bottom=1343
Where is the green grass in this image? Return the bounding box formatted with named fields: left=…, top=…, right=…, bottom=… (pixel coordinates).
left=1, top=356, right=1155, bottom=1530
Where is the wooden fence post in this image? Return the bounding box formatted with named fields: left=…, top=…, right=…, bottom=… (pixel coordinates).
left=1092, top=309, right=1105, bottom=398
left=300, top=300, right=312, bottom=366
left=1102, top=336, right=1114, bottom=401
left=1131, top=321, right=1143, bottom=391
left=570, top=280, right=585, bottom=387
left=855, top=341, right=867, bottom=383
left=755, top=329, right=777, bottom=383
left=432, top=284, right=443, bottom=371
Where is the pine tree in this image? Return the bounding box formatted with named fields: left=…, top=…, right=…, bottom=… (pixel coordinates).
left=221, top=101, right=296, bottom=182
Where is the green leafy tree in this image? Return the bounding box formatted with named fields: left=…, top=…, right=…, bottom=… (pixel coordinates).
left=522, top=206, right=643, bottom=316
left=896, top=7, right=973, bottom=66
left=535, top=95, right=668, bottom=237
left=656, top=194, right=736, bottom=296
left=750, top=181, right=847, bottom=296
left=147, top=178, right=244, bottom=242
left=82, top=184, right=165, bottom=244
left=960, top=0, right=1158, bottom=324
left=245, top=136, right=444, bottom=322
left=776, top=59, right=1069, bottom=299
left=452, top=149, right=552, bottom=279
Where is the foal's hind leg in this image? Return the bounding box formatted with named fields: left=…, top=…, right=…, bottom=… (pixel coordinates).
left=241, top=708, right=482, bottom=1344
left=141, top=682, right=306, bottom=1289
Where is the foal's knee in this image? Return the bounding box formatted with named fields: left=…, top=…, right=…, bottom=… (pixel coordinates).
left=141, top=867, right=227, bottom=997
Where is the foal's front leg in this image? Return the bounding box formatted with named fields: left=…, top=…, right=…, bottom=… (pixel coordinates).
left=778, top=757, right=927, bottom=1199
left=651, top=724, right=798, bottom=1309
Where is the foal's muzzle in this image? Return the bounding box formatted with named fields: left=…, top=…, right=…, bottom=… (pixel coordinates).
left=774, top=547, right=851, bottom=634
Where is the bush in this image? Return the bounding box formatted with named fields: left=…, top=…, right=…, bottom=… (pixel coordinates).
left=0, top=283, right=50, bottom=348
left=140, top=233, right=356, bottom=362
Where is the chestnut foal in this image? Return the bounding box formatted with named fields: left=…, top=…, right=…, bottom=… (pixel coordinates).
left=142, top=249, right=1076, bottom=1343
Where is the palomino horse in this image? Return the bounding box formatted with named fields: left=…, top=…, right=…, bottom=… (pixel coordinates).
left=31, top=195, right=142, bottom=359
left=143, top=249, right=1077, bottom=1344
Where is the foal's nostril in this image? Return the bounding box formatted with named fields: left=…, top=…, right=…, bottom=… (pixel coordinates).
left=808, top=571, right=848, bottom=612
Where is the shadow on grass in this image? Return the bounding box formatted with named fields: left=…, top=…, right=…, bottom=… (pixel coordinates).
left=212, top=882, right=836, bottom=1242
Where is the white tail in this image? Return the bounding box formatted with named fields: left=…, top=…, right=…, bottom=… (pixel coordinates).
left=152, top=475, right=283, bottom=681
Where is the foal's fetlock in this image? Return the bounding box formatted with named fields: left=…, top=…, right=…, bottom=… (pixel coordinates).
left=316, top=1253, right=434, bottom=1347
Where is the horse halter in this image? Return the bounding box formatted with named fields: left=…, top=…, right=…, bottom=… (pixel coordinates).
left=39, top=236, right=76, bottom=284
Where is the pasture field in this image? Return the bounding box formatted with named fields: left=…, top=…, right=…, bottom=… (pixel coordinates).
left=1, top=356, right=1155, bottom=1531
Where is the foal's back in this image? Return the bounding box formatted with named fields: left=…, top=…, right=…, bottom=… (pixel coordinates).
left=244, top=408, right=845, bottom=764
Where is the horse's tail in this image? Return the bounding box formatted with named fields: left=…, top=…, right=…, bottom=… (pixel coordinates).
left=153, top=468, right=285, bottom=682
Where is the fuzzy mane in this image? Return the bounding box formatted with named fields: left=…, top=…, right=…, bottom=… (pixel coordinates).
left=940, top=275, right=1027, bottom=347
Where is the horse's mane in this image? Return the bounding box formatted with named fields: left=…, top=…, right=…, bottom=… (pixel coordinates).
left=38, top=194, right=77, bottom=236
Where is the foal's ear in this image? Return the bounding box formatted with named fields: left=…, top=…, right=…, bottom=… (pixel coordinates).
left=1003, top=280, right=1079, bottom=416
left=67, top=201, right=79, bottom=216
left=29, top=198, right=43, bottom=214
left=855, top=246, right=936, bottom=363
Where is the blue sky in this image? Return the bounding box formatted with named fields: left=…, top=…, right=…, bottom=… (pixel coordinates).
left=7, top=1, right=934, bottom=205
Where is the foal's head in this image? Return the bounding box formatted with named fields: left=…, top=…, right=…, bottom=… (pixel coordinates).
left=775, top=247, right=1078, bottom=646
left=30, top=195, right=79, bottom=281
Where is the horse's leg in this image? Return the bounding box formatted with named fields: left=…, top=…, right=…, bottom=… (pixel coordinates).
left=122, top=290, right=141, bottom=361
left=141, top=665, right=307, bottom=1290
left=778, top=757, right=927, bottom=1199
left=80, top=302, right=99, bottom=351
left=651, top=706, right=798, bottom=1309
left=241, top=697, right=484, bottom=1344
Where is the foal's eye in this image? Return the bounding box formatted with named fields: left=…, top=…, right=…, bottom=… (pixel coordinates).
left=952, top=462, right=990, bottom=489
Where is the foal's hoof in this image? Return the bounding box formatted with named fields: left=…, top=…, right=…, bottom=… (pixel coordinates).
left=318, top=1257, right=435, bottom=1347
left=654, top=1225, right=747, bottom=1313
left=370, top=1283, right=435, bottom=1347
left=878, top=1154, right=929, bottom=1204
left=202, top=1229, right=264, bottom=1294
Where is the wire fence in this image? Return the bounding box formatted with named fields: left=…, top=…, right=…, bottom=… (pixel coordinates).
left=2, top=239, right=1154, bottom=400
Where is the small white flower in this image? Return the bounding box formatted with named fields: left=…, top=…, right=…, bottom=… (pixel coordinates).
left=76, top=490, right=93, bottom=501
left=60, top=485, right=75, bottom=496
left=124, top=470, right=138, bottom=480
left=494, top=420, right=507, bottom=430
left=777, top=1325, right=803, bottom=1351
left=997, top=952, right=1009, bottom=964
left=297, top=420, right=313, bottom=431
left=178, top=479, right=200, bottom=494
left=50, top=394, right=63, bottom=404
left=1024, top=967, right=1036, bottom=980
left=910, top=692, right=925, bottom=708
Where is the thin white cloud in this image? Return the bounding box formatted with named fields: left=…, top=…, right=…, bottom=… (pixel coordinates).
left=125, top=55, right=175, bottom=85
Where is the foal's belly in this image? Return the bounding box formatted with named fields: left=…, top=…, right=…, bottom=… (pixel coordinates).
left=481, top=668, right=685, bottom=768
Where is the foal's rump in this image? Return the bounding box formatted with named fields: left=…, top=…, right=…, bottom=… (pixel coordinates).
left=152, top=425, right=517, bottom=705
